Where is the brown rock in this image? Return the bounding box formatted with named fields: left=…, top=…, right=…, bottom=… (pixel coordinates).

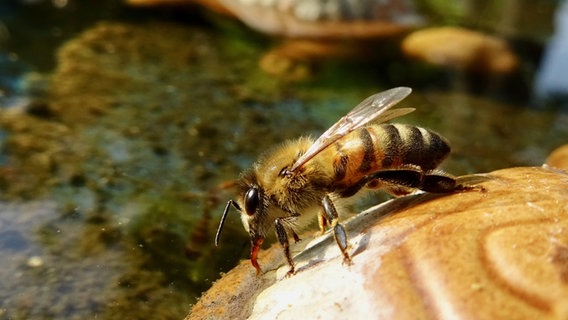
left=127, top=0, right=423, bottom=81
left=215, top=0, right=421, bottom=39
left=127, top=0, right=421, bottom=38
left=402, top=27, right=519, bottom=73
left=187, top=167, right=568, bottom=319
left=546, top=144, right=568, bottom=171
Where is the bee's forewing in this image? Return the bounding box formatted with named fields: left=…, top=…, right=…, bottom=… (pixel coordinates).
left=290, top=87, right=414, bottom=172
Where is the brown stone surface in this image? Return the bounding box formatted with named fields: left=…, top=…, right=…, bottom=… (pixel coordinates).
left=187, top=167, right=568, bottom=319
left=402, top=27, right=519, bottom=73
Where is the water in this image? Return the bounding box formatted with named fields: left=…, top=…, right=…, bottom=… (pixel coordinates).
left=0, top=1, right=565, bottom=319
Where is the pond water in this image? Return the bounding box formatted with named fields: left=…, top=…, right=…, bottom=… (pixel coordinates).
left=0, top=1, right=566, bottom=319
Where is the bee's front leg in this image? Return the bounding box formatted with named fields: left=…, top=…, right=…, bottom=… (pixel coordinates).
left=322, top=195, right=352, bottom=265
left=274, top=218, right=296, bottom=276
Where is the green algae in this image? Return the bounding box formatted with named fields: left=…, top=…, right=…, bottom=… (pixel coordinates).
left=0, top=21, right=317, bottom=319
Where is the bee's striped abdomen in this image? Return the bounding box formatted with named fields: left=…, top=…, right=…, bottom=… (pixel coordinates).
left=329, top=123, right=450, bottom=189
left=381, top=124, right=451, bottom=171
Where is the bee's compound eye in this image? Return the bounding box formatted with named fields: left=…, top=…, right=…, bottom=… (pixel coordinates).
left=244, top=187, right=260, bottom=216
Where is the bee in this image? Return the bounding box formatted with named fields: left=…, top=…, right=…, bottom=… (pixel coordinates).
left=215, top=87, right=469, bottom=276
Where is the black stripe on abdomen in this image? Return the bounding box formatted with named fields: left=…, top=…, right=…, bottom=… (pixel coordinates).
left=333, top=143, right=349, bottom=181
left=357, top=128, right=375, bottom=173
left=401, top=126, right=425, bottom=166
left=380, top=124, right=402, bottom=168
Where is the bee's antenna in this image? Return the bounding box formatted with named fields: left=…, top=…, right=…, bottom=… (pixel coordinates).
left=215, top=200, right=240, bottom=246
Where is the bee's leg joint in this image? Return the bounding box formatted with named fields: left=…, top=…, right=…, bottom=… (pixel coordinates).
left=322, top=195, right=351, bottom=264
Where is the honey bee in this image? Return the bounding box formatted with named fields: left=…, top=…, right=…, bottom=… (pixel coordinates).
left=215, top=87, right=469, bottom=276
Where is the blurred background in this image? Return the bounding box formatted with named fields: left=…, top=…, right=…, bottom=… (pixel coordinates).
left=0, top=0, right=567, bottom=319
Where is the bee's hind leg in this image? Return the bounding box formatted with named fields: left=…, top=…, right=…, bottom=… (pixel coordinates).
left=322, top=195, right=352, bottom=265
left=422, top=171, right=484, bottom=193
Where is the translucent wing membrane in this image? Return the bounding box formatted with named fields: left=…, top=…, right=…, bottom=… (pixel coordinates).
left=290, top=87, right=414, bottom=172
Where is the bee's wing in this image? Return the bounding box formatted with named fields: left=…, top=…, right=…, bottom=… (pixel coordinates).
left=290, top=87, right=414, bottom=172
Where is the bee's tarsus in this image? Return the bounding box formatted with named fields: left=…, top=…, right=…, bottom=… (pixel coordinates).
left=285, top=267, right=296, bottom=277
left=457, top=183, right=486, bottom=192
left=342, top=255, right=353, bottom=266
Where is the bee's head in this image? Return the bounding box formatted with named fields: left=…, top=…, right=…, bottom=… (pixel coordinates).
left=214, top=172, right=270, bottom=274
left=238, top=184, right=265, bottom=234
left=215, top=185, right=268, bottom=240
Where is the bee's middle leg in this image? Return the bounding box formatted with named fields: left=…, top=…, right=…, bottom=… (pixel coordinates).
left=317, top=211, right=328, bottom=235
left=322, top=195, right=352, bottom=265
